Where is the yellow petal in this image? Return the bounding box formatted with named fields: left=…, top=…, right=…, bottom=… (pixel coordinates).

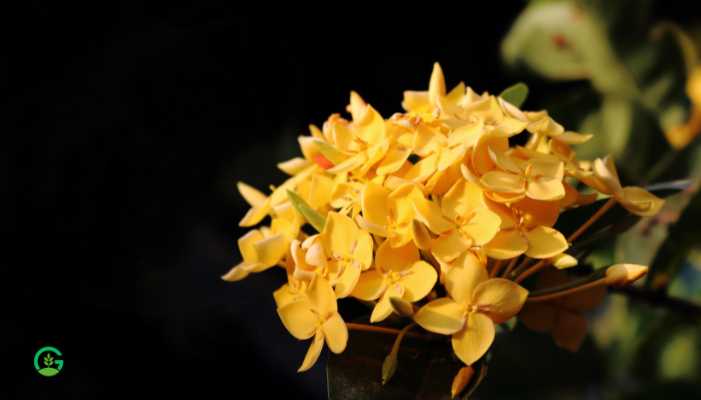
left=389, top=296, right=414, bottom=317
left=414, top=297, right=466, bottom=335
left=459, top=208, right=502, bottom=246
left=348, top=91, right=367, bottom=122
left=221, top=261, right=259, bottom=282
left=354, top=231, right=374, bottom=270
left=307, top=276, right=337, bottom=316
left=322, top=313, right=348, bottom=354
left=298, top=330, right=324, bottom=372
left=524, top=226, right=569, bottom=259
left=514, top=197, right=559, bottom=229
left=526, top=177, right=565, bottom=201
left=619, top=186, right=664, bottom=217
left=277, top=300, right=317, bottom=340
left=334, top=262, right=361, bottom=298
left=593, top=157, right=622, bottom=194
left=239, top=199, right=272, bottom=227
left=361, top=182, right=390, bottom=227
left=376, top=239, right=419, bottom=272
left=484, top=230, right=528, bottom=260
left=429, top=62, right=446, bottom=105
left=327, top=152, right=367, bottom=175
left=411, top=220, right=433, bottom=251
left=321, top=212, right=357, bottom=257
left=371, top=284, right=404, bottom=323
left=480, top=171, right=526, bottom=193
left=451, top=312, right=495, bottom=365
left=253, top=234, right=287, bottom=268
left=273, top=284, right=303, bottom=309
left=377, top=145, right=412, bottom=176
left=552, top=309, right=588, bottom=352
left=277, top=157, right=312, bottom=176
left=237, top=181, right=267, bottom=207
left=445, top=253, right=488, bottom=304
left=352, top=270, right=388, bottom=301
left=442, top=180, right=488, bottom=221
left=404, top=153, right=439, bottom=183
left=238, top=230, right=264, bottom=263
left=472, top=278, right=528, bottom=324
left=412, top=194, right=453, bottom=234
left=401, top=261, right=438, bottom=302
left=431, top=230, right=472, bottom=263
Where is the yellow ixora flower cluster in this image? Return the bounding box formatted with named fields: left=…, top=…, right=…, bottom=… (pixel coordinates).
left=223, top=63, right=664, bottom=377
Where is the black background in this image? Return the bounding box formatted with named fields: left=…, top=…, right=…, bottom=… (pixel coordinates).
left=6, top=4, right=692, bottom=399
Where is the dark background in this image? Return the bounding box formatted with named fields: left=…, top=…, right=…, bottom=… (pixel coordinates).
left=6, top=4, right=692, bottom=399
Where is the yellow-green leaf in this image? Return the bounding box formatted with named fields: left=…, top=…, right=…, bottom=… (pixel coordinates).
left=499, top=82, right=529, bottom=108
left=287, top=190, right=326, bottom=232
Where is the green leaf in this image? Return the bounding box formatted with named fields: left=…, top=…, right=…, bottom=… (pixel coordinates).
left=286, top=190, right=326, bottom=232
left=499, top=82, right=529, bottom=108
left=314, top=139, right=347, bottom=165
left=647, top=187, right=701, bottom=290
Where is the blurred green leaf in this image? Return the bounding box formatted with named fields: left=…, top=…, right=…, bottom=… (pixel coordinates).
left=647, top=187, right=701, bottom=290
left=499, top=83, right=529, bottom=107
left=287, top=190, right=326, bottom=232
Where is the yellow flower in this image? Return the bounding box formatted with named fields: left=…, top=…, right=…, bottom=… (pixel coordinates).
left=352, top=239, right=437, bottom=322
left=482, top=199, right=569, bottom=260
left=431, top=180, right=501, bottom=264
left=221, top=218, right=296, bottom=282
left=277, top=276, right=348, bottom=372
left=665, top=67, right=701, bottom=149
left=578, top=156, right=664, bottom=216
left=319, top=212, right=374, bottom=297
left=414, top=256, right=528, bottom=365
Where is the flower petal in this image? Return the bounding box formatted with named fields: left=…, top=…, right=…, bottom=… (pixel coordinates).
left=460, top=208, right=501, bottom=246
left=524, top=226, right=568, bottom=259
left=526, top=177, right=565, bottom=201
left=277, top=300, right=317, bottom=340
left=371, top=284, right=404, bottom=323
left=321, top=212, right=358, bottom=257
left=322, top=313, right=348, bottom=354
left=298, top=330, right=324, bottom=372
left=376, top=239, right=419, bottom=272
left=361, top=182, right=390, bottom=227
left=484, top=230, right=528, bottom=260
left=445, top=252, right=487, bottom=304
left=334, top=262, right=361, bottom=299
left=401, top=261, right=438, bottom=302
left=253, top=234, right=288, bottom=268
left=352, top=269, right=388, bottom=301
left=237, top=181, right=267, bottom=207
left=221, top=261, right=260, bottom=282
left=353, top=231, right=374, bottom=270
left=431, top=230, right=472, bottom=263
left=451, top=312, right=495, bottom=365
left=411, top=220, right=433, bottom=250
left=307, top=276, right=337, bottom=316
left=619, top=186, right=664, bottom=217
left=412, top=194, right=454, bottom=234
left=472, top=278, right=529, bottom=324
left=480, top=171, right=526, bottom=193
left=414, top=297, right=466, bottom=335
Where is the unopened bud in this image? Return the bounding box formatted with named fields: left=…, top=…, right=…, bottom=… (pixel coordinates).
left=451, top=365, right=475, bottom=398
left=605, top=264, right=648, bottom=287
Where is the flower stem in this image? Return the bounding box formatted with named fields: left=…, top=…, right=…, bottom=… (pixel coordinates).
left=514, top=259, right=549, bottom=283
left=346, top=323, right=435, bottom=340
left=489, top=259, right=504, bottom=278
left=501, top=257, right=520, bottom=278
left=527, top=277, right=608, bottom=302
left=567, top=197, right=617, bottom=242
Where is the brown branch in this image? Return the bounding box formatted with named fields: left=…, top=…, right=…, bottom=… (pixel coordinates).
left=611, top=286, right=701, bottom=319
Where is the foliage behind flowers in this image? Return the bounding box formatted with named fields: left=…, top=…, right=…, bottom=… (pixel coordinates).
left=223, top=63, right=667, bottom=398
